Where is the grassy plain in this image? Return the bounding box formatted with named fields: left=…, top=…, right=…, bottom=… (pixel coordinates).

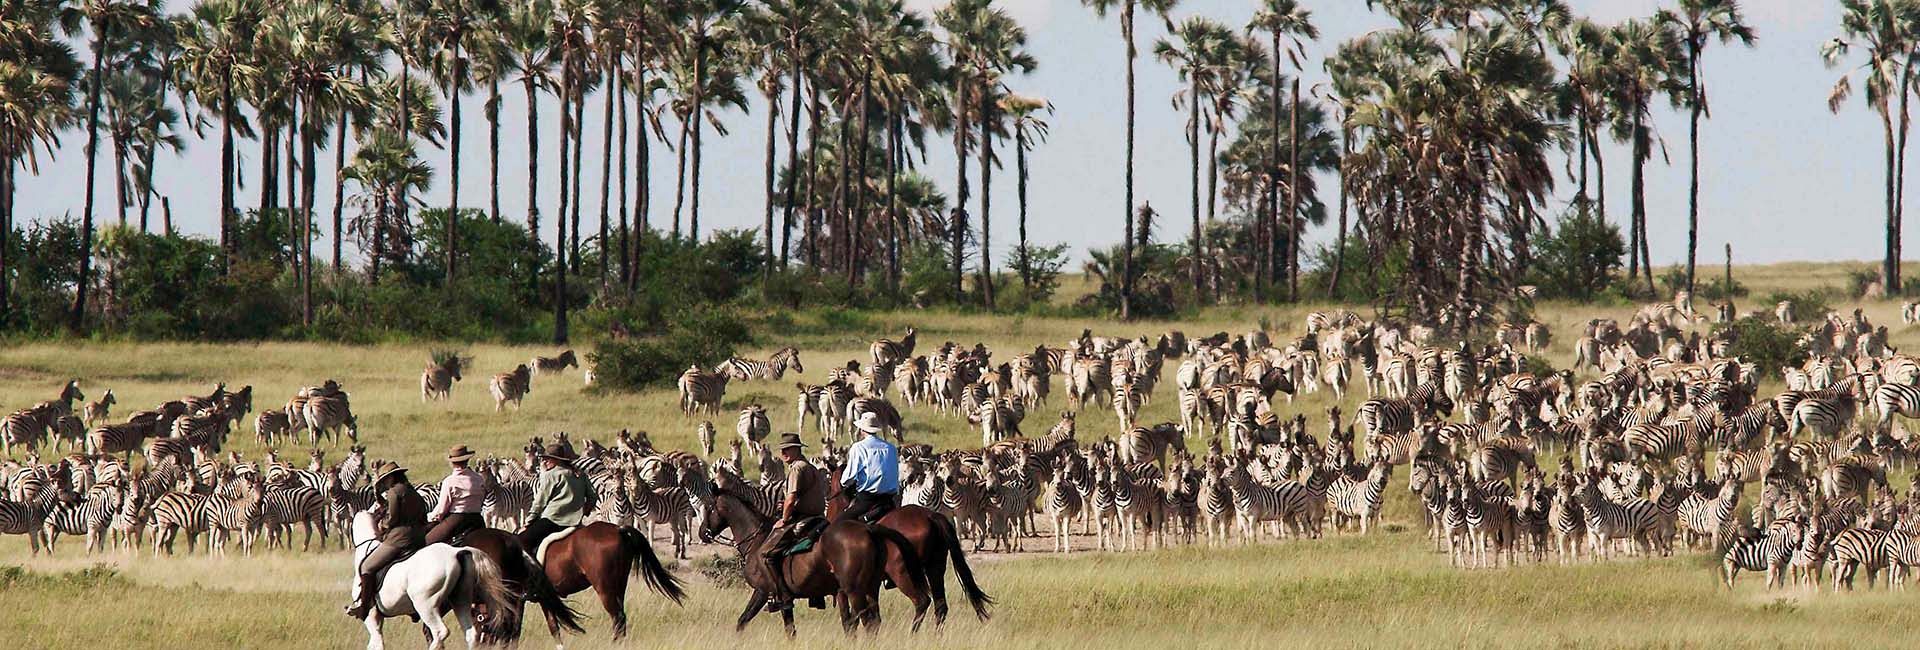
left=1, top=262, right=1918, bottom=649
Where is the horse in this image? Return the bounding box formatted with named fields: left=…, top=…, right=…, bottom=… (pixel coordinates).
left=451, top=527, right=585, bottom=645
left=528, top=521, right=687, bottom=639
left=826, top=470, right=993, bottom=624
left=348, top=511, right=519, bottom=650
left=700, top=489, right=932, bottom=637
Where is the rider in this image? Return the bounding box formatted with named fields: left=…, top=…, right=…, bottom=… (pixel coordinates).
left=346, top=462, right=428, bottom=619
left=519, top=442, right=594, bottom=554
left=759, top=433, right=826, bottom=612
left=835, top=413, right=900, bottom=524
left=425, top=444, right=490, bottom=545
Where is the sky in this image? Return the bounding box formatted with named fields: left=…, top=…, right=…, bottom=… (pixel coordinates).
left=13, top=0, right=1891, bottom=269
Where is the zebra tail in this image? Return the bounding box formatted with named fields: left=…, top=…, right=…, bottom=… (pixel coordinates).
left=936, top=512, right=995, bottom=620
left=521, top=549, right=586, bottom=635
left=619, top=526, right=687, bottom=605
left=460, top=549, right=522, bottom=638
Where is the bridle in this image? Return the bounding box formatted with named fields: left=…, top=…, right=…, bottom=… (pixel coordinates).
left=705, top=490, right=770, bottom=547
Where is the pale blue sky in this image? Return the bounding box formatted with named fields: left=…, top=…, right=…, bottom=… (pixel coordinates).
left=15, top=0, right=1886, bottom=267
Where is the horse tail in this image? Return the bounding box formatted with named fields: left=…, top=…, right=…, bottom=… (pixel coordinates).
left=937, top=512, right=994, bottom=621
left=871, top=524, right=931, bottom=599
left=618, top=526, right=687, bottom=605
left=521, top=550, right=586, bottom=635
left=459, top=549, right=522, bottom=637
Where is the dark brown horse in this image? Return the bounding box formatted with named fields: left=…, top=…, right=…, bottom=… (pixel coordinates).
left=524, top=522, right=687, bottom=639
left=456, top=528, right=585, bottom=644
left=700, top=490, right=931, bottom=637
left=827, top=470, right=993, bottom=623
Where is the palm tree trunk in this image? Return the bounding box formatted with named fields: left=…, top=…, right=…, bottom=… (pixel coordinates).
left=852, top=65, right=873, bottom=293
left=1632, top=107, right=1653, bottom=294
left=1287, top=77, right=1301, bottom=301
left=1328, top=119, right=1349, bottom=297
left=525, top=76, right=542, bottom=298
left=1884, top=103, right=1900, bottom=293
left=114, top=127, right=129, bottom=228
left=617, top=58, right=631, bottom=288
left=1575, top=98, right=1588, bottom=202
left=2, top=158, right=11, bottom=320
left=977, top=79, right=993, bottom=308
left=888, top=110, right=903, bottom=294
left=332, top=109, right=347, bottom=273
left=690, top=38, right=707, bottom=243
left=782, top=62, right=804, bottom=269
left=833, top=102, right=852, bottom=277
left=1205, top=122, right=1220, bottom=301
left=301, top=102, right=318, bottom=326
left=762, top=84, right=778, bottom=280
left=261, top=123, right=278, bottom=215
left=804, top=84, right=824, bottom=268
left=1119, top=1, right=1136, bottom=320
left=220, top=68, right=236, bottom=275
left=1684, top=45, right=1700, bottom=293
left=449, top=50, right=463, bottom=215
left=1188, top=75, right=1201, bottom=300
left=555, top=64, right=571, bottom=345
left=1896, top=59, right=1914, bottom=295
left=599, top=53, right=615, bottom=285
left=953, top=70, right=970, bottom=302
left=671, top=111, right=689, bottom=239
left=490, top=78, right=502, bottom=223
left=74, top=32, right=106, bottom=332
left=1591, top=113, right=1606, bottom=218
left=1016, top=123, right=1030, bottom=295
left=569, top=86, right=584, bottom=272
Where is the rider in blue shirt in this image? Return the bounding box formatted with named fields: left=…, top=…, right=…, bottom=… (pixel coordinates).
left=836, top=413, right=900, bottom=523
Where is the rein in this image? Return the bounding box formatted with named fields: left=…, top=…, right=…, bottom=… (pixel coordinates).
left=711, top=491, right=771, bottom=549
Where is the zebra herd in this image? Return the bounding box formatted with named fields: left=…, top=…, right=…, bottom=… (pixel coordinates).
left=420, top=349, right=583, bottom=411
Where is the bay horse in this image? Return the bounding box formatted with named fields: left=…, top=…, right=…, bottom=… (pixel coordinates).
left=700, top=489, right=932, bottom=637
left=454, top=528, right=585, bottom=644
left=524, top=521, right=687, bottom=639
left=826, top=469, right=993, bottom=624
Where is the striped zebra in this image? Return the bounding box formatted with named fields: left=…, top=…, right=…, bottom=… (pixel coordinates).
left=1789, top=395, right=1858, bottom=439
left=148, top=489, right=208, bottom=555
left=201, top=476, right=263, bottom=557
left=48, top=415, right=84, bottom=452
left=490, top=364, right=533, bottom=412
left=420, top=354, right=466, bottom=402
left=254, top=483, right=328, bottom=551
left=1873, top=382, right=1920, bottom=433
left=2, top=406, right=53, bottom=454
left=254, top=409, right=292, bottom=445
left=1721, top=524, right=1800, bottom=589
left=816, top=382, right=854, bottom=439
left=899, top=356, right=932, bottom=406
left=735, top=404, right=770, bottom=454
left=977, top=397, right=1023, bottom=448
left=1111, top=380, right=1142, bottom=431
left=627, top=479, right=695, bottom=560
left=1327, top=460, right=1391, bottom=534
left=1042, top=460, right=1084, bottom=553
left=1572, top=469, right=1664, bottom=559
left=871, top=326, right=918, bottom=368
left=87, top=422, right=150, bottom=460
left=1118, top=423, right=1184, bottom=467
left=480, top=461, right=534, bottom=530
left=1458, top=477, right=1520, bottom=568
left=677, top=366, right=728, bottom=417
left=321, top=467, right=375, bottom=549
left=531, top=349, right=579, bottom=376
left=1357, top=383, right=1455, bottom=440
left=1713, top=403, right=1785, bottom=450
left=1105, top=459, right=1165, bottom=551
left=714, top=347, right=803, bottom=381
left=1549, top=478, right=1587, bottom=564
left=302, top=392, right=357, bottom=445
left=83, top=390, right=115, bottom=426
left=1881, top=532, right=1920, bottom=588
left=43, top=483, right=119, bottom=553
left=1829, top=527, right=1890, bottom=590
left=1623, top=419, right=1712, bottom=464
left=1677, top=478, right=1743, bottom=551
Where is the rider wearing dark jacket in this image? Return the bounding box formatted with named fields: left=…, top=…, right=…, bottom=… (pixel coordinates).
left=347, top=463, right=428, bottom=618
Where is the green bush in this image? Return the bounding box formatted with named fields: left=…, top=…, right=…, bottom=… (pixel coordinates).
left=1759, top=289, right=1833, bottom=325
left=588, top=306, right=754, bottom=391
left=1712, top=316, right=1806, bottom=380
left=1529, top=205, right=1625, bottom=300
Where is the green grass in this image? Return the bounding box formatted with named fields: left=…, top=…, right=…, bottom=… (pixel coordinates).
left=3, top=262, right=1920, bottom=648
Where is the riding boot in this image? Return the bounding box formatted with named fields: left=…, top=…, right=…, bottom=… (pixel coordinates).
left=764, top=553, right=794, bottom=613
left=344, top=573, right=378, bottom=619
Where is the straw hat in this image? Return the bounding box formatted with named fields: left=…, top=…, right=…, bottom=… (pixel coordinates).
left=539, top=442, right=576, bottom=463
left=776, top=433, right=807, bottom=451
left=447, top=445, right=476, bottom=462
left=854, top=413, right=884, bottom=434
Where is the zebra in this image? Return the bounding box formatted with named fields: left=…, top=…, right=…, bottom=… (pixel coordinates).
left=201, top=476, right=263, bottom=557
left=1111, top=380, right=1142, bottom=431
left=1548, top=478, right=1587, bottom=564
left=1677, top=478, right=1743, bottom=551
left=816, top=382, right=855, bottom=440
left=420, top=354, right=466, bottom=402
left=977, top=397, right=1023, bottom=448
left=626, top=476, right=695, bottom=560
left=1873, top=383, right=1920, bottom=433
left=1829, top=527, right=1890, bottom=590
left=1105, top=459, right=1164, bottom=551
left=1720, top=523, right=1799, bottom=589
left=83, top=390, right=116, bottom=426
left=490, top=364, right=533, bottom=412
left=1458, top=476, right=1520, bottom=568
left=1623, top=420, right=1711, bottom=464
left=302, top=393, right=357, bottom=445
left=43, top=483, right=120, bottom=554
left=2, top=406, right=52, bottom=455
left=871, top=326, right=918, bottom=368
left=1357, top=383, right=1455, bottom=441
left=714, top=347, right=804, bottom=381
left=1789, top=395, right=1858, bottom=439
left=321, top=466, right=375, bottom=548
left=147, top=490, right=208, bottom=555
left=735, top=404, right=771, bottom=454
left=254, top=409, right=292, bottom=445
left=254, top=483, right=328, bottom=551
left=1043, top=459, right=1084, bottom=553
left=1118, top=423, right=1185, bottom=467
left=677, top=366, right=728, bottom=417
left=531, top=349, right=579, bottom=376
left=1327, top=460, right=1391, bottom=534
left=86, top=422, right=150, bottom=460
left=1573, top=469, right=1664, bottom=559
left=479, top=461, right=533, bottom=530
left=48, top=415, right=84, bottom=452
left=696, top=421, right=716, bottom=458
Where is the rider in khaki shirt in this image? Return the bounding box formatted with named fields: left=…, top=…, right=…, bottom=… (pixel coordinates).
left=759, top=433, right=825, bottom=612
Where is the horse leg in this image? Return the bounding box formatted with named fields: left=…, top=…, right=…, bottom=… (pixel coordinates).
left=782, top=604, right=798, bottom=639
left=420, top=605, right=450, bottom=650
left=837, top=591, right=856, bottom=636
left=926, top=540, right=952, bottom=625
left=363, top=614, right=385, bottom=650
left=735, top=590, right=766, bottom=632
left=594, top=570, right=632, bottom=639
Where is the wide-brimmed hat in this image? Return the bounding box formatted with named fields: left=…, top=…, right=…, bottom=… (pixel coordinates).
left=777, top=433, right=807, bottom=451
left=447, top=445, right=476, bottom=462
left=539, top=442, right=576, bottom=463
left=372, top=463, right=409, bottom=486
left=854, top=413, right=884, bottom=434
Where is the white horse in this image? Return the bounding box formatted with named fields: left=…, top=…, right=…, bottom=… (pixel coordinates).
left=349, top=511, right=518, bottom=650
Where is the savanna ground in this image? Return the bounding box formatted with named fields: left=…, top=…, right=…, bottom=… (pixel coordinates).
left=3, top=262, right=1920, bottom=649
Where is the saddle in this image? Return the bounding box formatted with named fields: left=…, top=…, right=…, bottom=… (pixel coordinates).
left=535, top=526, right=581, bottom=564
left=775, top=517, right=830, bottom=557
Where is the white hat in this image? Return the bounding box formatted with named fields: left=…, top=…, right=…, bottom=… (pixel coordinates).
left=855, top=412, right=884, bottom=434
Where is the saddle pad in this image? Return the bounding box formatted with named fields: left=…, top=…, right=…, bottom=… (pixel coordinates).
left=536, top=527, right=579, bottom=564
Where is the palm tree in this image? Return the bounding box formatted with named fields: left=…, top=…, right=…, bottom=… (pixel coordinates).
left=1082, top=0, right=1179, bottom=318
left=58, top=0, right=159, bottom=331
left=342, top=130, right=433, bottom=273
left=1551, top=18, right=1614, bottom=214
left=548, top=0, right=596, bottom=341
left=101, top=69, right=184, bottom=233
left=500, top=0, right=552, bottom=294
left=756, top=0, right=822, bottom=272
left=1002, top=92, right=1050, bottom=294
left=174, top=0, right=262, bottom=273
left=1826, top=0, right=1912, bottom=294
left=419, top=0, right=501, bottom=281
left=1604, top=18, right=1685, bottom=295
left=1249, top=0, right=1315, bottom=301
left=0, top=7, right=80, bottom=319
left=1659, top=0, right=1755, bottom=293
left=1155, top=15, right=1231, bottom=299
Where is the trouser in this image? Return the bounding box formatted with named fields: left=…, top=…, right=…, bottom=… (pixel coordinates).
left=425, top=512, right=485, bottom=545
left=354, top=540, right=416, bottom=608
left=519, top=518, right=564, bottom=555
left=836, top=490, right=898, bottom=524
